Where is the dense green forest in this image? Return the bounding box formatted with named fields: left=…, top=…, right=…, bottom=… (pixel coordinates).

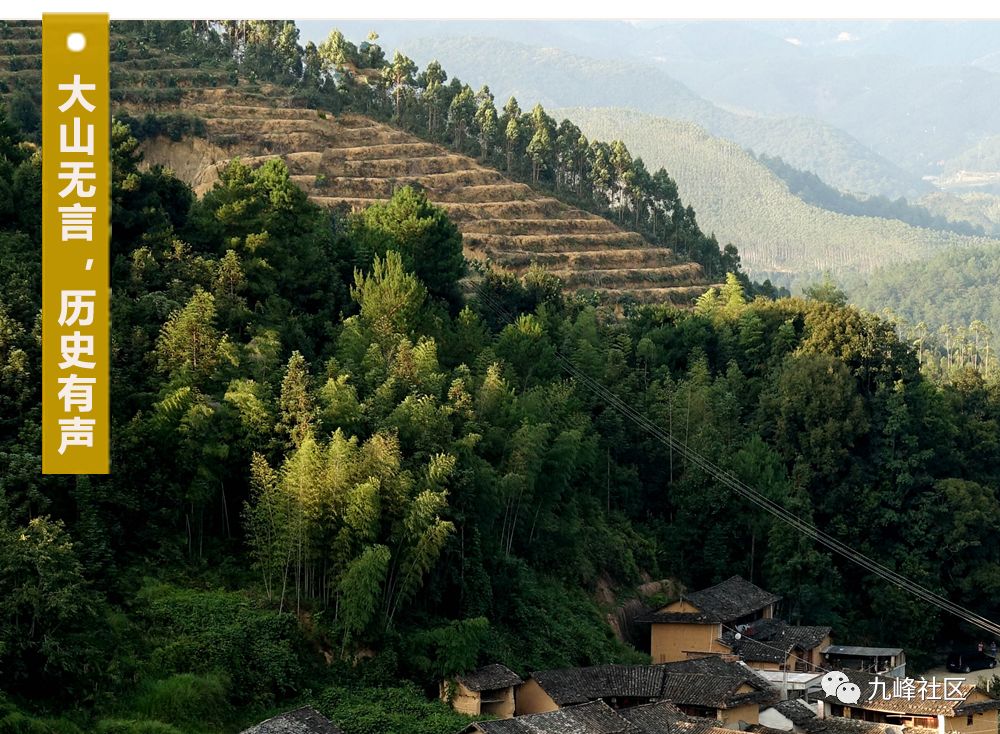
left=845, top=247, right=1000, bottom=370
left=757, top=153, right=987, bottom=237
left=4, top=19, right=1000, bottom=734
left=560, top=107, right=1000, bottom=279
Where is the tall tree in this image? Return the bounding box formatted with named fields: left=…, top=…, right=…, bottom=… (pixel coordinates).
left=347, top=186, right=465, bottom=307
left=447, top=85, right=477, bottom=155
left=474, top=85, right=499, bottom=164
left=383, top=51, right=418, bottom=120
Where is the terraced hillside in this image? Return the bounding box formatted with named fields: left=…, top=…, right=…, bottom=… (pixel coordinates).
left=0, top=21, right=713, bottom=305
left=136, top=91, right=710, bottom=303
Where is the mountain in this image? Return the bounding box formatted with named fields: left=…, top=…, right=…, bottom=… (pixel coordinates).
left=653, top=51, right=1000, bottom=179
left=560, top=108, right=1000, bottom=282
left=0, top=22, right=718, bottom=306
left=6, top=20, right=1000, bottom=734
left=757, top=154, right=986, bottom=237
left=297, top=29, right=925, bottom=199
left=919, top=191, right=1000, bottom=235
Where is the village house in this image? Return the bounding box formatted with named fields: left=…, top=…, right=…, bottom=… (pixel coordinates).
left=440, top=663, right=522, bottom=718
left=815, top=669, right=1000, bottom=734
left=720, top=618, right=833, bottom=673
left=642, top=576, right=782, bottom=663
left=462, top=698, right=776, bottom=734
left=515, top=656, right=777, bottom=726
left=460, top=700, right=630, bottom=734
left=822, top=646, right=907, bottom=677
left=240, top=706, right=343, bottom=734
left=758, top=698, right=938, bottom=734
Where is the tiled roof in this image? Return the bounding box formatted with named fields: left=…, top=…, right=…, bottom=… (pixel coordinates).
left=240, top=707, right=343, bottom=734
left=770, top=698, right=818, bottom=726
left=817, top=669, right=1000, bottom=716
left=642, top=577, right=781, bottom=624
left=618, top=702, right=729, bottom=734
left=746, top=725, right=795, bottom=734
left=467, top=700, right=629, bottom=734
left=659, top=672, right=774, bottom=709
left=823, top=646, right=903, bottom=658
left=458, top=664, right=522, bottom=692
left=721, top=619, right=832, bottom=663
left=801, top=715, right=888, bottom=734
left=531, top=665, right=668, bottom=706
left=528, top=658, right=776, bottom=710
left=663, top=657, right=777, bottom=708
left=658, top=655, right=768, bottom=680
left=802, top=716, right=937, bottom=734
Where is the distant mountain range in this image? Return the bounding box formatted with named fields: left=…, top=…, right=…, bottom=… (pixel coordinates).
left=300, top=20, right=1000, bottom=195
left=298, top=27, right=925, bottom=199
left=560, top=108, right=1000, bottom=283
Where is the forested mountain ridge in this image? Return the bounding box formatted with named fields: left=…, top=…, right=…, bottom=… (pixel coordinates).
left=334, top=33, right=927, bottom=198
left=561, top=107, right=1000, bottom=281
left=757, top=153, right=987, bottom=237
left=2, top=18, right=1000, bottom=734
left=329, top=22, right=1000, bottom=187
left=919, top=190, right=1000, bottom=236
left=846, top=246, right=1000, bottom=358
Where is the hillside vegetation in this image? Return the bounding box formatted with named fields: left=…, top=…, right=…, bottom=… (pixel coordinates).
left=563, top=108, right=1000, bottom=279
left=650, top=47, right=1000, bottom=180
left=3, top=18, right=1000, bottom=734
left=4, top=101, right=1000, bottom=732
left=920, top=190, right=1000, bottom=236
left=847, top=245, right=1000, bottom=347
left=359, top=23, right=1000, bottom=187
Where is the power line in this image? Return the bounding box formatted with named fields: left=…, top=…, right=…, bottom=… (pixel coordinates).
left=469, top=281, right=1000, bottom=639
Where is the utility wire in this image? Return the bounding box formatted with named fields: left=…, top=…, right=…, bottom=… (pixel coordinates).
left=469, top=281, right=1000, bottom=639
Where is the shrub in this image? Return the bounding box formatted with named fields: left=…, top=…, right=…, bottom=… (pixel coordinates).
left=0, top=713, right=84, bottom=734
left=95, top=721, right=184, bottom=734
left=312, top=683, right=474, bottom=734
left=137, top=583, right=310, bottom=706
left=0, top=698, right=83, bottom=734
left=0, top=517, right=113, bottom=702
left=129, top=673, right=231, bottom=730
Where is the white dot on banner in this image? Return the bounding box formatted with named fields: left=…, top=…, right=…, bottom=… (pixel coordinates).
left=85, top=259, right=93, bottom=271
left=67, top=32, right=86, bottom=52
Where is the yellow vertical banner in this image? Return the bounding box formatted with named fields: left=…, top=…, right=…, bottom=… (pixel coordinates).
left=42, top=14, right=110, bottom=474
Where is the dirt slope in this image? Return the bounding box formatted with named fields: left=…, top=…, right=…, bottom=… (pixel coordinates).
left=132, top=90, right=711, bottom=304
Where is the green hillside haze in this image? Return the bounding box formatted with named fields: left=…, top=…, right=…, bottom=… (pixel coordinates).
left=371, top=34, right=928, bottom=198
left=563, top=107, right=1000, bottom=280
